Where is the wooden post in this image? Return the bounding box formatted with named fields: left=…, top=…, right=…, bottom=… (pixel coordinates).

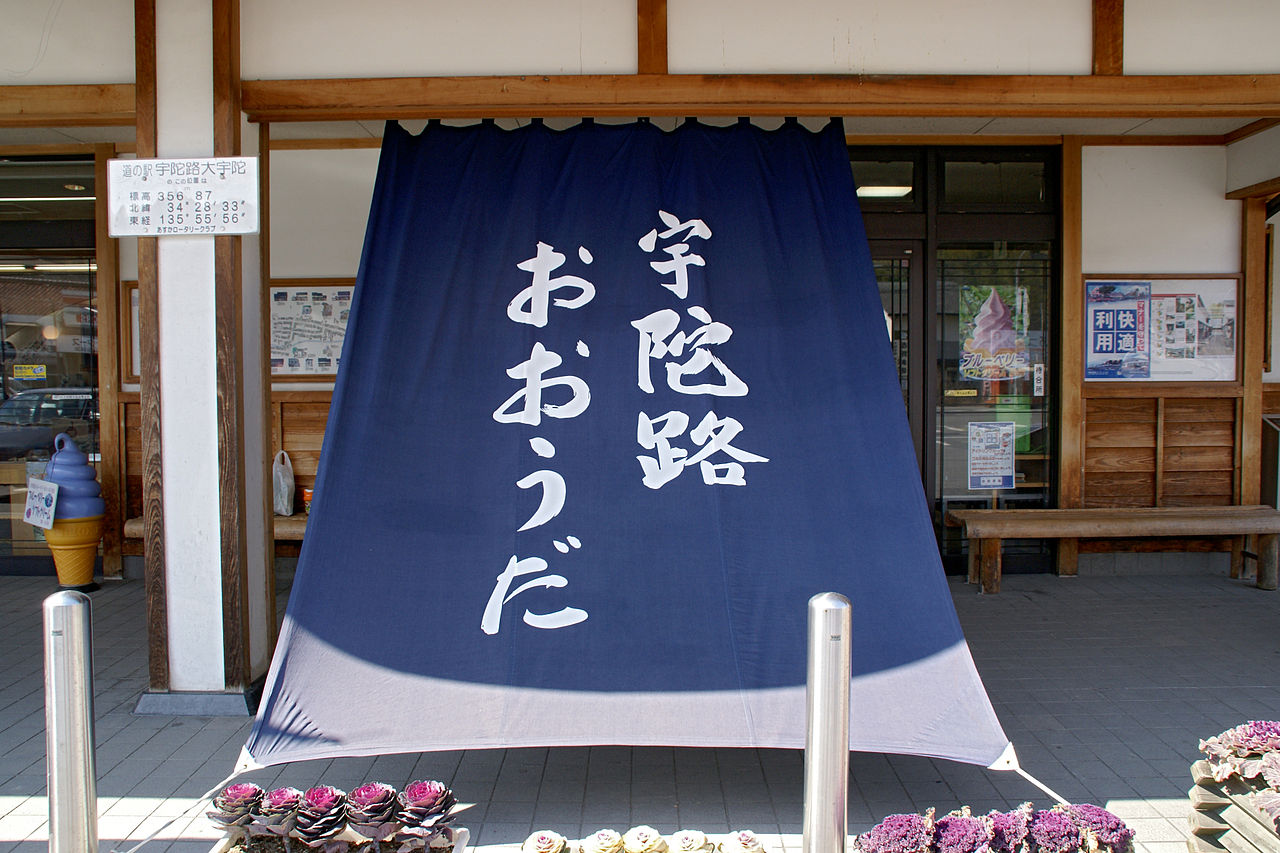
left=1258, top=533, right=1278, bottom=590
left=979, top=538, right=1001, bottom=594
left=1056, top=539, right=1079, bottom=576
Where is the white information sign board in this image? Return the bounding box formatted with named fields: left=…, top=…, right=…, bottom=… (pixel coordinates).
left=967, top=421, right=1016, bottom=490
left=107, top=157, right=260, bottom=237
left=24, top=478, right=58, bottom=530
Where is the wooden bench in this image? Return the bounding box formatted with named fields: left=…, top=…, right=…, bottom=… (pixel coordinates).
left=944, top=505, right=1280, bottom=594
left=123, top=513, right=308, bottom=541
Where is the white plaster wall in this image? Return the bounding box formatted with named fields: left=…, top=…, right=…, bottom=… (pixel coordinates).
left=0, top=0, right=134, bottom=84
left=1126, top=0, right=1280, bottom=74
left=668, top=0, right=1092, bottom=74
left=1227, top=125, right=1280, bottom=195
left=1082, top=147, right=1240, bottom=274
left=270, top=148, right=380, bottom=278
left=242, top=0, right=635, bottom=78
left=156, top=0, right=225, bottom=693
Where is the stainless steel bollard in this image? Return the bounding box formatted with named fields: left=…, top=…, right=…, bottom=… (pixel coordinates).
left=802, top=592, right=851, bottom=853
left=44, top=590, right=98, bottom=853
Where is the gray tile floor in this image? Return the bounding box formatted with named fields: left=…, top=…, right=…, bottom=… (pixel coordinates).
left=2, top=560, right=1279, bottom=853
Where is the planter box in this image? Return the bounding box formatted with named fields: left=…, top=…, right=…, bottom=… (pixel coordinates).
left=208, top=827, right=470, bottom=853
left=1188, top=760, right=1279, bottom=853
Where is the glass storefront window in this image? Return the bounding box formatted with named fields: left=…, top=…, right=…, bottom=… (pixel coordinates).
left=0, top=156, right=98, bottom=573
left=935, top=242, right=1052, bottom=566
left=943, top=160, right=1048, bottom=208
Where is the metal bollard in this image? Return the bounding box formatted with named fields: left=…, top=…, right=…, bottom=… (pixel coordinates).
left=802, top=592, right=851, bottom=853
left=44, top=590, right=98, bottom=853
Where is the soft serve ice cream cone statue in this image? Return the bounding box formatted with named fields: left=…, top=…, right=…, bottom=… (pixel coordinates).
left=42, top=433, right=105, bottom=591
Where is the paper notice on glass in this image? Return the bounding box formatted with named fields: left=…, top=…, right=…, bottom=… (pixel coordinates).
left=24, top=478, right=58, bottom=530
left=967, top=421, right=1015, bottom=490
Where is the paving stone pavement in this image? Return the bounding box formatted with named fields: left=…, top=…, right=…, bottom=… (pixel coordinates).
left=2, top=563, right=1278, bottom=853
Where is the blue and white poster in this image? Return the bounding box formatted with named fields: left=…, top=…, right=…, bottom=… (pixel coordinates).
left=1085, top=280, right=1150, bottom=379
left=243, top=119, right=1011, bottom=771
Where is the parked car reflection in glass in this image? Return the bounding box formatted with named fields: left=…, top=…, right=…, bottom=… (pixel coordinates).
left=0, top=388, right=98, bottom=460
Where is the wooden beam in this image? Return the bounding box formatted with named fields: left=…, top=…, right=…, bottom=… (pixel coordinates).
left=267, top=136, right=381, bottom=150
left=0, top=83, right=134, bottom=127
left=94, top=143, right=124, bottom=581
left=1242, top=197, right=1267, bottom=505
left=242, top=73, right=1280, bottom=122
left=637, top=0, right=667, bottom=75
left=1092, top=0, right=1124, bottom=76
left=1227, top=175, right=1280, bottom=201
left=1060, top=137, right=1084, bottom=509
left=214, top=0, right=250, bottom=693
left=1225, top=118, right=1280, bottom=144
left=135, top=0, right=168, bottom=692
left=259, top=122, right=278, bottom=648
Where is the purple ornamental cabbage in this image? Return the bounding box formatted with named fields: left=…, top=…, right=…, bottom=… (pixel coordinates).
left=1200, top=721, right=1280, bottom=782
left=1254, top=791, right=1280, bottom=832
left=1028, top=809, right=1081, bottom=853
left=394, top=780, right=458, bottom=852
left=988, top=804, right=1033, bottom=853
left=207, top=782, right=265, bottom=836
left=295, top=785, right=349, bottom=851
left=857, top=809, right=936, bottom=853
left=1066, top=804, right=1134, bottom=853
left=253, top=787, right=304, bottom=838
left=346, top=782, right=403, bottom=842
left=935, top=810, right=993, bottom=853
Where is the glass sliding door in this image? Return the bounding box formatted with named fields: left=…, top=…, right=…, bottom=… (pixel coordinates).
left=0, top=156, right=99, bottom=575
left=855, top=145, right=1058, bottom=572
left=934, top=242, right=1053, bottom=568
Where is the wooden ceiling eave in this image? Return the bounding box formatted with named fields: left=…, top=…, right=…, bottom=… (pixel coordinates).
left=240, top=73, right=1280, bottom=122
left=0, top=83, right=135, bottom=127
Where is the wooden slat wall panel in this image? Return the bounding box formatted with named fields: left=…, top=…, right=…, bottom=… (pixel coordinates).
left=1164, top=445, right=1234, bottom=471
left=1161, top=396, right=1235, bottom=505
left=123, top=400, right=142, bottom=519
left=1085, top=398, right=1156, bottom=422
left=123, top=394, right=330, bottom=528
left=1085, top=421, right=1155, bottom=447
left=1164, top=422, right=1234, bottom=446
left=1084, top=398, right=1156, bottom=507
left=1085, top=447, right=1156, bottom=471
left=1165, top=397, right=1236, bottom=421
left=1083, top=394, right=1239, bottom=508
left=1163, top=470, right=1234, bottom=495
left=1263, top=382, right=1280, bottom=414
left=278, top=401, right=330, bottom=511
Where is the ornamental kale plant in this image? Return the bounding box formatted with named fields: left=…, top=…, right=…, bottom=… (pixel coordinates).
left=1067, top=804, right=1134, bottom=853
left=855, top=804, right=1133, bottom=853
left=987, top=803, right=1032, bottom=853
left=394, top=780, right=459, bottom=852
left=255, top=787, right=305, bottom=839
left=934, top=809, right=992, bottom=853
left=1028, top=809, right=1081, bottom=853
left=347, top=782, right=403, bottom=842
left=856, top=808, right=936, bottom=853
left=294, top=785, right=349, bottom=851
left=207, top=782, right=265, bottom=837
left=1200, top=720, right=1280, bottom=785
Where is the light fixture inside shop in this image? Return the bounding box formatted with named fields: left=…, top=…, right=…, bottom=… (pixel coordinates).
left=0, top=196, right=96, bottom=203
left=856, top=185, right=913, bottom=198
left=0, top=265, right=30, bottom=272
left=32, top=263, right=97, bottom=272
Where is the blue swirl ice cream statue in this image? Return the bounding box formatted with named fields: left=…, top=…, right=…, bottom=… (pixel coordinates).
left=42, top=433, right=105, bottom=591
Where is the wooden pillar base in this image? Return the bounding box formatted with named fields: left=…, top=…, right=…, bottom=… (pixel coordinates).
left=1258, top=533, right=1278, bottom=590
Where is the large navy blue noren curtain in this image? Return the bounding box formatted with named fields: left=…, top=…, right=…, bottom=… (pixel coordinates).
left=243, top=118, right=1011, bottom=770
